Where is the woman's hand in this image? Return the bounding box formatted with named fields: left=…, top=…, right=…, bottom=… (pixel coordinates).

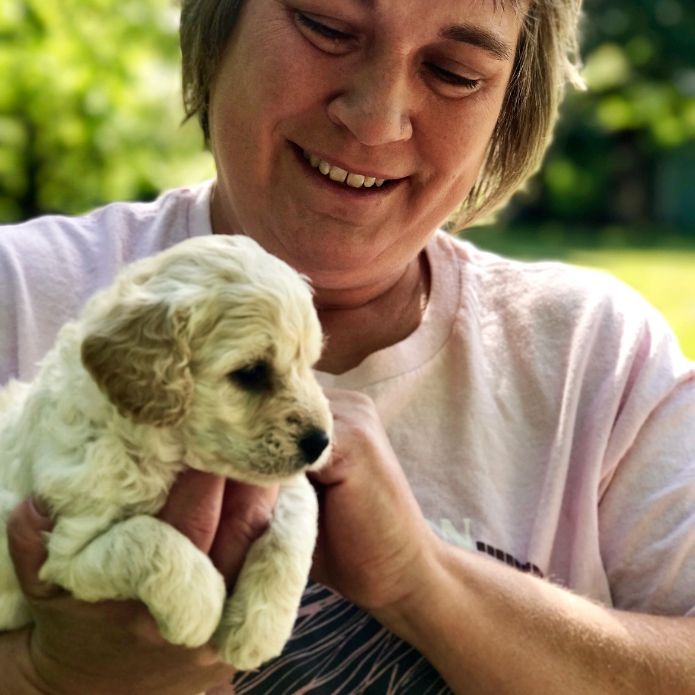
left=5, top=469, right=278, bottom=695
left=310, top=389, right=439, bottom=614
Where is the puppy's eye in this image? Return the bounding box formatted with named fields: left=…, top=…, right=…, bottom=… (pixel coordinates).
left=227, top=361, right=272, bottom=392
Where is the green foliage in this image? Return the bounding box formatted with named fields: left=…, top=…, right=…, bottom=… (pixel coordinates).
left=0, top=0, right=214, bottom=222
left=509, top=0, right=695, bottom=231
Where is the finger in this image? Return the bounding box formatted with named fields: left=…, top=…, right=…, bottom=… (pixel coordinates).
left=159, top=468, right=226, bottom=553
left=210, top=481, right=278, bottom=584
left=7, top=497, right=60, bottom=599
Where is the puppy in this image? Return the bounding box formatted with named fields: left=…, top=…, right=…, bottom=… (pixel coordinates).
left=0, top=234, right=332, bottom=670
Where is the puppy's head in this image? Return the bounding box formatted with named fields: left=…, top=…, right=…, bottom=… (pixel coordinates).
left=81, top=235, right=332, bottom=481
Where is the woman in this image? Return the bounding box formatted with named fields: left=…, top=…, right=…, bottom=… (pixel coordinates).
left=2, top=0, right=693, bottom=693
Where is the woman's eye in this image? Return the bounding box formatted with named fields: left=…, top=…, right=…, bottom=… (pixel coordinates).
left=426, top=63, right=481, bottom=91
left=294, top=11, right=353, bottom=43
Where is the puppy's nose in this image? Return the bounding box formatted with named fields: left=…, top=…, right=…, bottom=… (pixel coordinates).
left=298, top=428, right=330, bottom=464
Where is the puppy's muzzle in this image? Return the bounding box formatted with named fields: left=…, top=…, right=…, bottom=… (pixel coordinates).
left=297, top=428, right=330, bottom=465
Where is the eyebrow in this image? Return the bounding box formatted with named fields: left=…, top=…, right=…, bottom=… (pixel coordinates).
left=439, top=23, right=514, bottom=61
left=349, top=0, right=516, bottom=61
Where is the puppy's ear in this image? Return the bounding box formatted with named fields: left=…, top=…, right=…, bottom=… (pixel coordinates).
left=81, top=300, right=193, bottom=427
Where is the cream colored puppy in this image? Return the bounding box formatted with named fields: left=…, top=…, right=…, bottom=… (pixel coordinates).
left=0, top=235, right=332, bottom=670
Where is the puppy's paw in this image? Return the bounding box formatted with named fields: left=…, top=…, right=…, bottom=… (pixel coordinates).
left=215, top=479, right=317, bottom=669
left=146, top=554, right=227, bottom=648
left=215, top=596, right=298, bottom=671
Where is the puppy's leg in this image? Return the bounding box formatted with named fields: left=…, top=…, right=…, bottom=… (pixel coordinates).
left=0, top=490, right=32, bottom=630
left=215, top=475, right=318, bottom=670
left=40, top=515, right=226, bottom=647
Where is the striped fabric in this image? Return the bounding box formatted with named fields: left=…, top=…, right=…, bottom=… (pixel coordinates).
left=234, top=582, right=450, bottom=694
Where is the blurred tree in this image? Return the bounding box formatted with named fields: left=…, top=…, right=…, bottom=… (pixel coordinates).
left=0, top=0, right=213, bottom=222
left=508, top=0, right=695, bottom=232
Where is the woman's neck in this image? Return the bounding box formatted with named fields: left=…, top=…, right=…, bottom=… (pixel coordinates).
left=315, top=253, right=430, bottom=375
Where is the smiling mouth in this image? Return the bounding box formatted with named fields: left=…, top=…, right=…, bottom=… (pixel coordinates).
left=299, top=147, right=396, bottom=190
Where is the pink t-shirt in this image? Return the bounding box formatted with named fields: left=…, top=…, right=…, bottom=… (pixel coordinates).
left=1, top=182, right=693, bottom=692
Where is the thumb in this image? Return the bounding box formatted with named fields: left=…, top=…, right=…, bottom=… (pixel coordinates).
left=307, top=444, right=354, bottom=487
left=210, top=481, right=278, bottom=586
left=7, top=497, right=59, bottom=599
left=158, top=467, right=226, bottom=554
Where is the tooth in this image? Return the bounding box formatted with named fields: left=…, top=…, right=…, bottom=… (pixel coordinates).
left=306, top=151, right=390, bottom=188
left=347, top=173, right=366, bottom=188
left=329, top=166, right=348, bottom=183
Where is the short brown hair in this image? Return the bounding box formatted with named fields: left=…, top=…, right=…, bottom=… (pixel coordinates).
left=456, top=0, right=585, bottom=228
left=180, top=0, right=245, bottom=142
left=180, top=0, right=584, bottom=228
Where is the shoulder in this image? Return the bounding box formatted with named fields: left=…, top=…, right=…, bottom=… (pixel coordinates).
left=433, top=232, right=692, bottom=428
left=447, top=232, right=640, bottom=313
left=0, top=182, right=212, bottom=273
left=0, top=183, right=212, bottom=311
left=438, top=232, right=681, bottom=361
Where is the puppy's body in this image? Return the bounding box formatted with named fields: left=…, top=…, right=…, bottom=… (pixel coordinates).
left=0, top=235, right=332, bottom=669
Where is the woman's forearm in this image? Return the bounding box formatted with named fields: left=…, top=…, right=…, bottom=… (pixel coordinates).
left=375, top=539, right=695, bottom=694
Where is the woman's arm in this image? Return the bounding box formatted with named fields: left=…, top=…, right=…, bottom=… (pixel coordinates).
left=313, top=389, right=695, bottom=695
left=377, top=539, right=695, bottom=694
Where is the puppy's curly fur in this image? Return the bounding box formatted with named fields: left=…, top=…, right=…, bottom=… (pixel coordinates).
left=0, top=235, right=332, bottom=670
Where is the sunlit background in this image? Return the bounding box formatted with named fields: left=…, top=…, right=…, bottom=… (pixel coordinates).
left=1, top=0, right=694, bottom=355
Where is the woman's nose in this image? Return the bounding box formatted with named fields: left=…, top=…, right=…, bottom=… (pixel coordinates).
left=327, top=57, right=414, bottom=147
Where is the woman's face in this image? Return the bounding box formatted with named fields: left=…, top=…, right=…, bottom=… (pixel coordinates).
left=209, top=0, right=522, bottom=293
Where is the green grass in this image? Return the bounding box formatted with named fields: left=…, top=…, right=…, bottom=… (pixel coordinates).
left=461, top=228, right=695, bottom=359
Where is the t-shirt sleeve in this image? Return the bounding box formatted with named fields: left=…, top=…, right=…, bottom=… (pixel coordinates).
left=598, top=307, right=695, bottom=616
left=0, top=243, right=19, bottom=384
left=0, top=217, right=107, bottom=384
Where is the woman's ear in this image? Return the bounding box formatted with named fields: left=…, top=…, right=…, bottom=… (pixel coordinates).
left=81, top=299, right=193, bottom=427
